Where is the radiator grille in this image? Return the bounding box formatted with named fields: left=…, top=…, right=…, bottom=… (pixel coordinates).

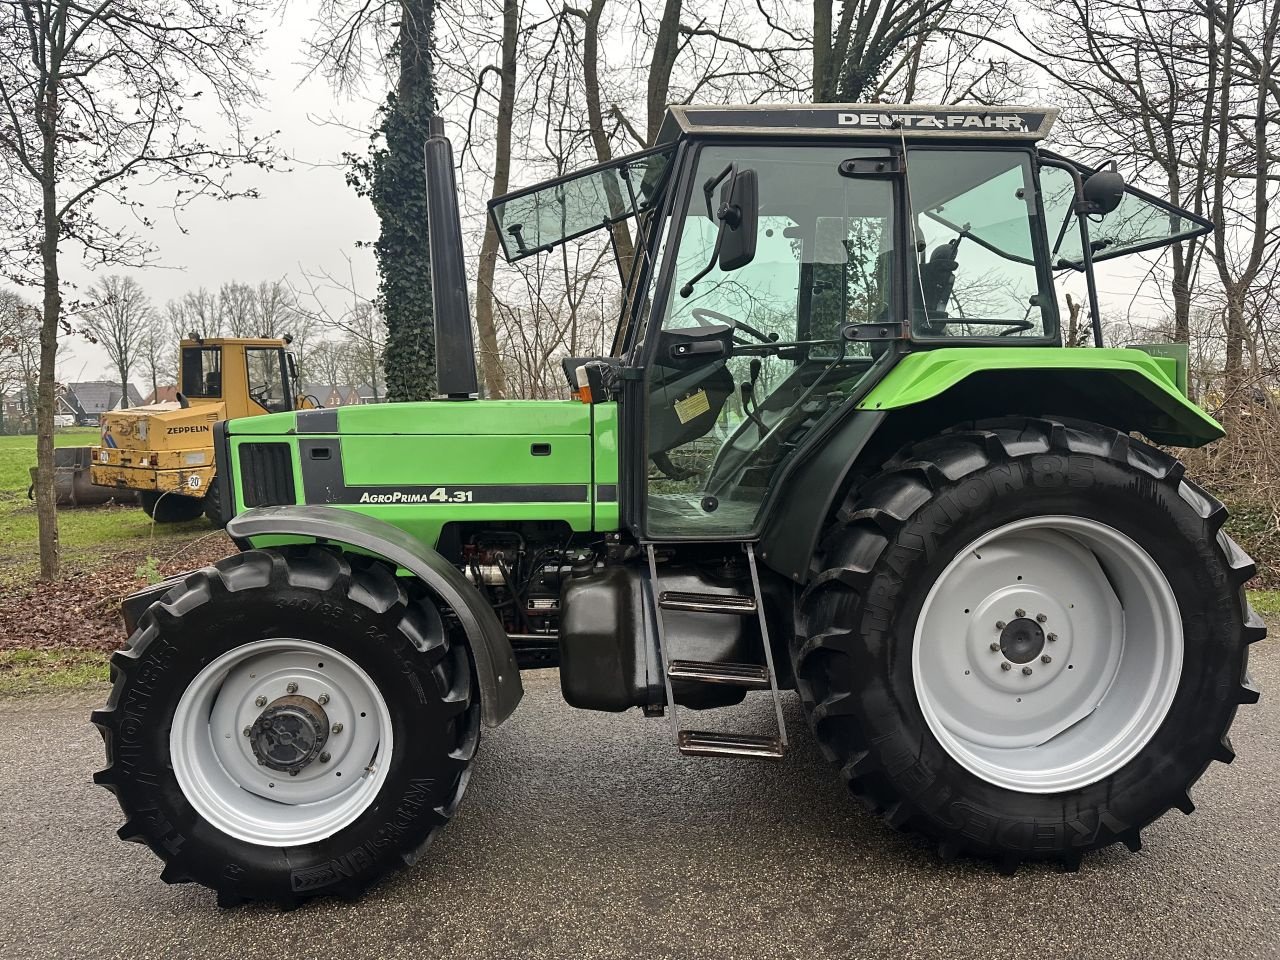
left=238, top=442, right=297, bottom=508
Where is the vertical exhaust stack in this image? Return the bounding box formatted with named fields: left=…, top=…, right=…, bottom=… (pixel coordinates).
left=423, top=117, right=479, bottom=399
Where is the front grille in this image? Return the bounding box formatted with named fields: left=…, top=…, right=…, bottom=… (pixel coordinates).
left=238, top=442, right=297, bottom=507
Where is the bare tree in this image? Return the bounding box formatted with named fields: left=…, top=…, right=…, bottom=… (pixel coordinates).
left=137, top=312, right=167, bottom=401
left=0, top=0, right=274, bottom=579
left=81, top=276, right=152, bottom=410
left=472, top=0, right=517, bottom=398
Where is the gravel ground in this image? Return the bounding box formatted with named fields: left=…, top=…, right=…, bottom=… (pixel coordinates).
left=0, top=640, right=1277, bottom=960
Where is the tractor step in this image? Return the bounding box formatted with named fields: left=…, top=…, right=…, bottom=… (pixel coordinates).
left=668, top=659, right=771, bottom=688
left=658, top=590, right=756, bottom=615
left=646, top=543, right=789, bottom=762
left=677, top=730, right=785, bottom=759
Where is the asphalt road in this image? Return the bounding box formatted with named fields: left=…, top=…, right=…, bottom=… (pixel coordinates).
left=1, top=642, right=1278, bottom=960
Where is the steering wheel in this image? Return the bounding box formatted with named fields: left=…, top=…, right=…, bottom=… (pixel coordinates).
left=690, top=307, right=739, bottom=329
left=690, top=307, right=776, bottom=345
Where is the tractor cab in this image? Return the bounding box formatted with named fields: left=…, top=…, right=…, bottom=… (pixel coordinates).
left=490, top=105, right=1212, bottom=541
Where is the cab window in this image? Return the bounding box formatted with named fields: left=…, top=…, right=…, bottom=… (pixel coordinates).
left=181, top=346, right=222, bottom=398
left=245, top=347, right=291, bottom=413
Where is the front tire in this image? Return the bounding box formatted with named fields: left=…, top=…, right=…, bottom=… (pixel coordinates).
left=92, top=546, right=479, bottom=906
left=795, top=417, right=1265, bottom=868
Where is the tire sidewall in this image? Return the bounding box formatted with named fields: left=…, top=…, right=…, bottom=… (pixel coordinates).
left=111, top=555, right=474, bottom=901
left=820, top=445, right=1243, bottom=856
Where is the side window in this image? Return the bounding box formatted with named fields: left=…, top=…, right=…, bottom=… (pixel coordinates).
left=245, top=347, right=290, bottom=413
left=1041, top=161, right=1209, bottom=267
left=907, top=150, right=1054, bottom=338
left=180, top=347, right=222, bottom=398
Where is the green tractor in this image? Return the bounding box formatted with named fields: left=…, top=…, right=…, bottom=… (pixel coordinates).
left=93, top=104, right=1264, bottom=905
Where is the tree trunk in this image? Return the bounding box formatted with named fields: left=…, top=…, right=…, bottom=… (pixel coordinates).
left=473, top=0, right=517, bottom=399
left=377, top=0, right=438, bottom=401
left=36, top=90, right=61, bottom=581
left=580, top=0, right=636, bottom=274
left=646, top=0, right=683, bottom=144
left=1224, top=287, right=1246, bottom=400
left=813, top=0, right=834, bottom=99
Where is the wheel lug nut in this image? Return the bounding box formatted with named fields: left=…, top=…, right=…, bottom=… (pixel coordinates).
left=318, top=693, right=330, bottom=705
left=1036, top=613, right=1047, bottom=623
left=996, top=621, right=1007, bottom=630
left=1041, top=655, right=1052, bottom=664
left=332, top=723, right=344, bottom=734
left=990, top=642, right=1001, bottom=651
left=1001, top=662, right=1012, bottom=671
left=1022, top=666, right=1033, bottom=676
left=289, top=769, right=299, bottom=777
left=242, top=726, right=251, bottom=738
left=1047, top=633, right=1058, bottom=642
left=286, top=682, right=298, bottom=694
left=319, top=752, right=331, bottom=763
left=254, top=696, right=267, bottom=708
left=1015, top=608, right=1026, bottom=618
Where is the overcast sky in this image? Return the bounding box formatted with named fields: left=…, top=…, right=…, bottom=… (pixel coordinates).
left=60, top=8, right=381, bottom=382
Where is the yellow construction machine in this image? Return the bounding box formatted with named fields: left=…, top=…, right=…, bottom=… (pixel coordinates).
left=90, top=336, right=313, bottom=524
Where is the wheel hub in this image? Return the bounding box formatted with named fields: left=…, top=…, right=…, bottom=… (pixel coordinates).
left=249, top=695, right=330, bottom=772
left=998, top=617, right=1045, bottom=664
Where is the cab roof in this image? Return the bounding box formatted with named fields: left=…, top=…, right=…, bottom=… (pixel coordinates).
left=657, top=103, right=1058, bottom=144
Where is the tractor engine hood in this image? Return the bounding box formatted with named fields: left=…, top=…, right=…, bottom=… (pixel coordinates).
left=100, top=402, right=224, bottom=451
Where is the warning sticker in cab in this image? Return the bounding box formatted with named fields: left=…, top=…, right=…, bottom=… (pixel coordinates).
left=673, top=389, right=711, bottom=424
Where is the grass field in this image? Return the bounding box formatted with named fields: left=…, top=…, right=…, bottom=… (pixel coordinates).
left=0, top=429, right=208, bottom=580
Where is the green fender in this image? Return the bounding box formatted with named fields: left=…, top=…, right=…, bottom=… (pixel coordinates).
left=856, top=347, right=1222, bottom=447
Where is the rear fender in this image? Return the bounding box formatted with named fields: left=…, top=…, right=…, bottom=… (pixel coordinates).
left=759, top=348, right=1222, bottom=584
left=224, top=505, right=522, bottom=727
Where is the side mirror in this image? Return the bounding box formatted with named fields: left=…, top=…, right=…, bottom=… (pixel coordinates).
left=717, top=168, right=758, bottom=272
left=1081, top=166, right=1125, bottom=216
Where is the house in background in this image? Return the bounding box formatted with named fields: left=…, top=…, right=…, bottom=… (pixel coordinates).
left=146, top=385, right=179, bottom=405
left=61, top=382, right=145, bottom=425
left=298, top=383, right=380, bottom=408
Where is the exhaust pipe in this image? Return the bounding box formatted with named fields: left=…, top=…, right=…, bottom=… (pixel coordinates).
left=423, top=117, right=479, bottom=399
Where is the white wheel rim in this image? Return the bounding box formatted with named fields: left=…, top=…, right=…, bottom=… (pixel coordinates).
left=912, top=516, right=1182, bottom=793
left=170, top=639, right=394, bottom=846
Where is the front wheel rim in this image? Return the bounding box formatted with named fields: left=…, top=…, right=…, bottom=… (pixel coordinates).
left=912, top=516, right=1183, bottom=793
left=170, top=638, right=394, bottom=846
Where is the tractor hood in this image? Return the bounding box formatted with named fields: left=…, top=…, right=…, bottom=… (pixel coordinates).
left=100, top=401, right=224, bottom=451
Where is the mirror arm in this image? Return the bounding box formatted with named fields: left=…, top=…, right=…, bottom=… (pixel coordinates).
left=680, top=164, right=738, bottom=298
left=1075, top=211, right=1105, bottom=349
left=1041, top=155, right=1105, bottom=348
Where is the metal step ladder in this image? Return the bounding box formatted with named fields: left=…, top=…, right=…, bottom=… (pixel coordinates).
left=645, top=543, right=789, bottom=759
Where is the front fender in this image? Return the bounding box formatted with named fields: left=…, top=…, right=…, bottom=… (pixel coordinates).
left=225, top=505, right=522, bottom=727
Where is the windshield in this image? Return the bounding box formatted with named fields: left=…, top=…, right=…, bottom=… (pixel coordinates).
left=490, top=147, right=674, bottom=261
left=906, top=149, right=1055, bottom=338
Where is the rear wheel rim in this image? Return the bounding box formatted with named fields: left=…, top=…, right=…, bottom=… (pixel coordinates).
left=171, top=638, right=394, bottom=846
left=912, top=516, right=1183, bottom=793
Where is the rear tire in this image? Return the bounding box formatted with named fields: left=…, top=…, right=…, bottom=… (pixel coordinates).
left=92, top=546, right=479, bottom=906
left=139, top=490, right=205, bottom=523
left=795, top=417, right=1264, bottom=868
